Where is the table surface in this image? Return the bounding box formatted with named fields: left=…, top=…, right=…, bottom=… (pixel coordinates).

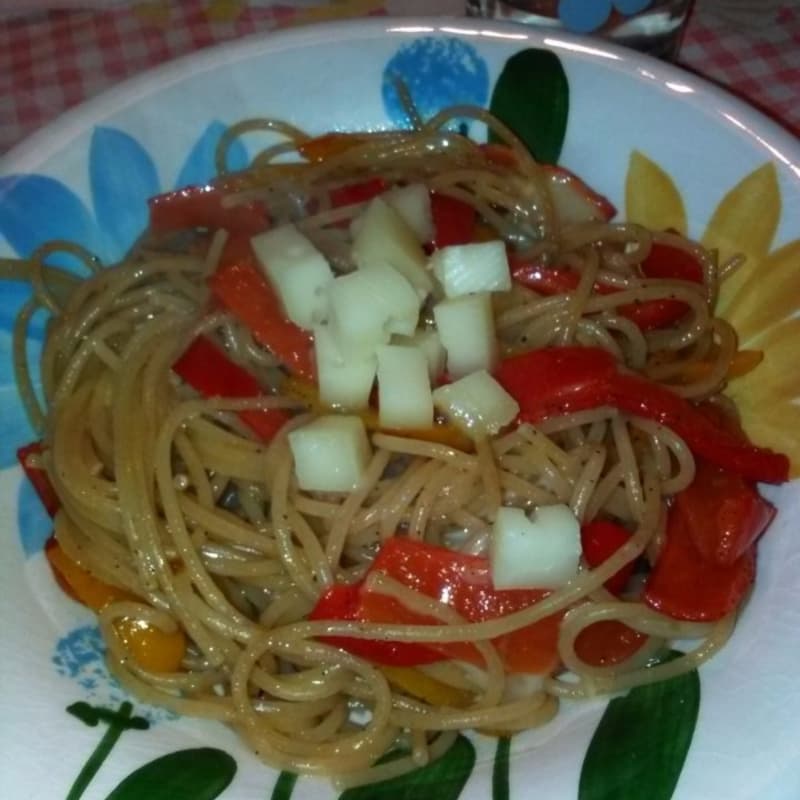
left=1, top=1, right=798, bottom=156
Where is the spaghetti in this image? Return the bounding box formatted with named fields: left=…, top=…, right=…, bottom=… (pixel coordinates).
left=7, top=106, right=787, bottom=785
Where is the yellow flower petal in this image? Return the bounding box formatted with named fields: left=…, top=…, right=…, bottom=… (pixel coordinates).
left=728, top=321, right=800, bottom=402
left=705, top=162, right=781, bottom=310
left=719, top=240, right=800, bottom=345
left=625, top=150, right=687, bottom=235
left=726, top=319, right=800, bottom=477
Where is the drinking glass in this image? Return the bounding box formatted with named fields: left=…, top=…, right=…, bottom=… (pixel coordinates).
left=465, top=0, right=695, bottom=59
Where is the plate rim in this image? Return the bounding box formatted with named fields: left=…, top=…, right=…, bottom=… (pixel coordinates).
left=1, top=16, right=799, bottom=178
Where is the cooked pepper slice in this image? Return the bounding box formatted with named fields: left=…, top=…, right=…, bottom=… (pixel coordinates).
left=494, top=346, right=789, bottom=484
left=643, top=503, right=756, bottom=621
left=310, top=537, right=563, bottom=674
left=172, top=335, right=292, bottom=442
left=17, top=441, right=60, bottom=517
left=148, top=185, right=268, bottom=236
left=675, top=459, right=775, bottom=566
left=581, top=519, right=635, bottom=595
left=509, top=242, right=704, bottom=332
left=208, top=258, right=315, bottom=381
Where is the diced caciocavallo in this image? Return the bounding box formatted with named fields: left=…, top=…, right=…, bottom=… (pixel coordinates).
left=491, top=505, right=581, bottom=590
left=313, top=324, right=377, bottom=411
left=288, top=415, right=372, bottom=492
left=251, top=224, right=334, bottom=330
left=327, top=263, right=421, bottom=355
left=392, top=328, right=446, bottom=382
left=431, top=370, right=519, bottom=438
left=429, top=240, right=511, bottom=298
left=384, top=183, right=435, bottom=244
left=376, top=344, right=434, bottom=430
left=351, top=196, right=434, bottom=296
left=433, top=292, right=497, bottom=377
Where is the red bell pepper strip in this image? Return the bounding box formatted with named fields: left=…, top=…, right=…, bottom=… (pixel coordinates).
left=643, top=501, right=756, bottom=621
left=172, top=336, right=292, bottom=442
left=494, top=346, right=789, bottom=484
left=310, top=537, right=563, bottom=674
left=17, top=442, right=60, bottom=517
left=580, top=520, right=635, bottom=595
left=573, top=620, right=647, bottom=667
left=329, top=177, right=388, bottom=209
left=480, top=143, right=520, bottom=169
left=674, top=459, right=775, bottom=566
left=208, top=259, right=315, bottom=382
left=148, top=185, right=269, bottom=236
left=430, top=192, right=477, bottom=249
left=509, top=242, right=704, bottom=332
left=310, top=583, right=444, bottom=667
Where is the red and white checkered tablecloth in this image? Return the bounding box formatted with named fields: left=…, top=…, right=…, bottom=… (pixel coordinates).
left=0, top=1, right=798, bottom=156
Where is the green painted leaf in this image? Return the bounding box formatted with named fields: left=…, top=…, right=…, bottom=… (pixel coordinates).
left=579, top=652, right=700, bottom=800
left=338, top=734, right=475, bottom=800
left=270, top=771, right=298, bottom=800
left=492, top=737, right=511, bottom=800
left=104, top=748, right=236, bottom=800
left=489, top=48, right=569, bottom=163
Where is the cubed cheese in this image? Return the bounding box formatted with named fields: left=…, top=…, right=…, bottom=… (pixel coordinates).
left=314, top=324, right=377, bottom=411
left=429, top=240, right=511, bottom=298
left=376, top=344, right=433, bottom=429
left=433, top=292, right=496, bottom=377
left=432, top=370, right=519, bottom=438
left=491, top=505, right=582, bottom=590
left=351, top=197, right=433, bottom=296
left=251, top=224, right=334, bottom=329
left=327, top=264, right=421, bottom=355
left=384, top=183, right=435, bottom=243
left=393, top=328, right=446, bottom=382
left=288, top=415, right=372, bottom=492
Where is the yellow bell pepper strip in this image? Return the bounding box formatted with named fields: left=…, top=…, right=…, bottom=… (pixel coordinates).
left=297, top=132, right=373, bottom=163
left=494, top=346, right=789, bottom=483
left=381, top=665, right=473, bottom=708
left=45, top=538, right=186, bottom=673
left=679, top=348, right=763, bottom=384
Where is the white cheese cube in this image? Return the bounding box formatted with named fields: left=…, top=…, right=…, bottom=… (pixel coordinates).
left=393, top=328, right=446, bottom=382
left=429, top=240, right=511, bottom=298
left=251, top=224, right=334, bottom=329
left=491, top=505, right=582, bottom=590
left=384, top=184, right=434, bottom=243
left=328, top=264, right=421, bottom=354
left=376, top=345, right=433, bottom=430
left=432, top=370, right=519, bottom=438
left=352, top=197, right=433, bottom=296
left=288, top=415, right=372, bottom=492
left=433, top=292, right=496, bottom=377
left=314, top=324, right=376, bottom=411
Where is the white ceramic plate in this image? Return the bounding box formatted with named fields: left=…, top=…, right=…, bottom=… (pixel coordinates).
left=1, top=17, right=799, bottom=800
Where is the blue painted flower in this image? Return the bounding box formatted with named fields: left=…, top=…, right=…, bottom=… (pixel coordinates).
left=1, top=121, right=250, bottom=560
left=559, top=0, right=651, bottom=34
left=382, top=37, right=489, bottom=131
left=53, top=624, right=176, bottom=724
